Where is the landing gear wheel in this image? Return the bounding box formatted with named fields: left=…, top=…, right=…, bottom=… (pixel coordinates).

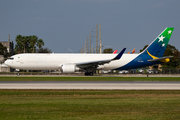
left=17, top=72, right=20, bottom=76
left=85, top=72, right=88, bottom=76
left=15, top=69, right=20, bottom=76
left=84, top=72, right=94, bottom=76
left=90, top=72, right=93, bottom=76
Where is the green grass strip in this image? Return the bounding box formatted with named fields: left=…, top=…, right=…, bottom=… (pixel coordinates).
left=0, top=90, right=180, bottom=120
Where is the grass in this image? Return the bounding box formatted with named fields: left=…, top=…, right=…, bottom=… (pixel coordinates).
left=0, top=76, right=180, bottom=81
left=0, top=90, right=180, bottom=120
left=0, top=76, right=180, bottom=119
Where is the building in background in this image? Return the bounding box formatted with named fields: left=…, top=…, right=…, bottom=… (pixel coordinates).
left=0, top=63, right=9, bottom=72
left=0, top=34, right=14, bottom=72
left=0, top=34, right=14, bottom=56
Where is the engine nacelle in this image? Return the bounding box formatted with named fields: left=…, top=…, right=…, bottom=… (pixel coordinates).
left=60, top=64, right=79, bottom=73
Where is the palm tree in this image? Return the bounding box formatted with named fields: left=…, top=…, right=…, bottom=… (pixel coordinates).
left=37, top=39, right=44, bottom=49
left=29, top=35, right=38, bottom=53
left=21, top=36, right=27, bottom=53
left=15, top=35, right=45, bottom=53
left=15, top=35, right=23, bottom=53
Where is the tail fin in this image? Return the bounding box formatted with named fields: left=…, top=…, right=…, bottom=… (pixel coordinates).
left=113, top=50, right=118, bottom=54
left=131, top=48, right=135, bottom=54
left=142, top=27, right=174, bottom=57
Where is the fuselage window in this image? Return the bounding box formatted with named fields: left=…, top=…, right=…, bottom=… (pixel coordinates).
left=8, top=57, right=14, bottom=60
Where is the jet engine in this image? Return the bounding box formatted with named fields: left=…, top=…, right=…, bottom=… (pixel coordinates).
left=60, top=64, right=79, bottom=73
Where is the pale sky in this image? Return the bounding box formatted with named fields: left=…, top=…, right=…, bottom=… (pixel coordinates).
left=0, top=0, right=180, bottom=53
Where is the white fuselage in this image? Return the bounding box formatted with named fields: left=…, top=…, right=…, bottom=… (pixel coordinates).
left=5, top=53, right=139, bottom=70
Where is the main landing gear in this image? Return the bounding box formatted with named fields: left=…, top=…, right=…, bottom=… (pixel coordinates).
left=84, top=72, right=94, bottom=76
left=84, top=68, right=96, bottom=76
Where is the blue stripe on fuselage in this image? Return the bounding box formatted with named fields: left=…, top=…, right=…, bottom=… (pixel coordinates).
left=115, top=54, right=161, bottom=70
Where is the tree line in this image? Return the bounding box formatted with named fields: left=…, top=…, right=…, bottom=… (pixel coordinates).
left=14, top=35, right=52, bottom=54
left=14, top=35, right=44, bottom=53
left=0, top=35, right=52, bottom=62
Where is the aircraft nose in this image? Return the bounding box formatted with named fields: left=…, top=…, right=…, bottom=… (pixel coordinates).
left=4, top=60, right=8, bottom=66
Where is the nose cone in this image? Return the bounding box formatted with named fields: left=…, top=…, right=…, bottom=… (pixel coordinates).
left=4, top=60, right=9, bottom=66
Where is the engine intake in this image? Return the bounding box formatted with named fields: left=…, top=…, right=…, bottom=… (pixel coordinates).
left=60, top=64, right=79, bottom=73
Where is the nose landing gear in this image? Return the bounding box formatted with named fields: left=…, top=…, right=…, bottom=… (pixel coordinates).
left=15, top=69, right=20, bottom=76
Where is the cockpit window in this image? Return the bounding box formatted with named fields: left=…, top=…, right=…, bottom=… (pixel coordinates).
left=8, top=57, right=14, bottom=60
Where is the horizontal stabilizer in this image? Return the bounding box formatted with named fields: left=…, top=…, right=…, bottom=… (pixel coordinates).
left=148, top=56, right=173, bottom=62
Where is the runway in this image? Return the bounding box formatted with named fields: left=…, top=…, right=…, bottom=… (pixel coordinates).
left=0, top=81, right=180, bottom=90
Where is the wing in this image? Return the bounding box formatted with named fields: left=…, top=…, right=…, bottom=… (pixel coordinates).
left=77, top=48, right=126, bottom=69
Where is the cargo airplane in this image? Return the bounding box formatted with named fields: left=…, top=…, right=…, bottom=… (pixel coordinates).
left=5, top=28, right=174, bottom=76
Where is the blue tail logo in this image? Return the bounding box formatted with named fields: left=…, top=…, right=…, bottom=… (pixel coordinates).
left=142, top=27, right=174, bottom=57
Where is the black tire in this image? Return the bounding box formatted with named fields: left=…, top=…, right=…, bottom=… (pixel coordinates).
left=85, top=72, right=93, bottom=76
left=84, top=72, right=88, bottom=76
left=90, top=72, right=93, bottom=76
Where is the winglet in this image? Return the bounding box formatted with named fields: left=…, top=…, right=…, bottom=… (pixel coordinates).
left=112, top=48, right=126, bottom=60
